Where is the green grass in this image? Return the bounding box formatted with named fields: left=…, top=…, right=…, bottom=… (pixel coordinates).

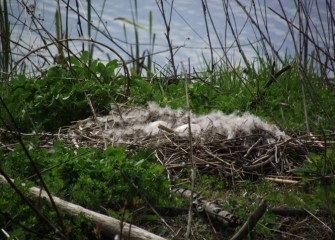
left=1, top=0, right=335, bottom=238
left=3, top=56, right=334, bottom=133
left=3, top=55, right=334, bottom=239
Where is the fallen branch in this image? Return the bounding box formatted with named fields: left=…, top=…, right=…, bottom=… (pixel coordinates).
left=230, top=199, right=267, bottom=240
left=271, top=207, right=330, bottom=218
left=0, top=175, right=167, bottom=240
left=173, top=188, right=239, bottom=227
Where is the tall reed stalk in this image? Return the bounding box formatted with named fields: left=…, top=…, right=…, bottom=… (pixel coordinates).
left=55, top=8, right=65, bottom=64
left=156, top=0, right=178, bottom=83
left=0, top=0, right=11, bottom=87
left=147, top=10, right=156, bottom=78
left=87, top=0, right=93, bottom=68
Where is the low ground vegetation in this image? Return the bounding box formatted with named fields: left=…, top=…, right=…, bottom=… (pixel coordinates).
left=1, top=0, right=335, bottom=239
left=1, top=55, right=334, bottom=239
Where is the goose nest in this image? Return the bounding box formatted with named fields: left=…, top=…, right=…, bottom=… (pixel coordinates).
left=59, top=103, right=324, bottom=180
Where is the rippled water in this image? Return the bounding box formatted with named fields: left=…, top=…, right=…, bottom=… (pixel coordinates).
left=9, top=0, right=330, bottom=72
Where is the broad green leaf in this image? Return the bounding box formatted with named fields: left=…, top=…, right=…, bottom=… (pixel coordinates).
left=81, top=51, right=89, bottom=63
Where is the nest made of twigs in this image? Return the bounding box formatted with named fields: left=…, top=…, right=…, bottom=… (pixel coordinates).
left=52, top=104, right=329, bottom=181
left=2, top=104, right=329, bottom=181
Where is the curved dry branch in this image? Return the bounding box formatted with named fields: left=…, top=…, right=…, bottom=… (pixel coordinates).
left=9, top=38, right=131, bottom=96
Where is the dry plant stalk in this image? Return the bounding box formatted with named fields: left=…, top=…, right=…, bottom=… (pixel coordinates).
left=182, top=62, right=195, bottom=239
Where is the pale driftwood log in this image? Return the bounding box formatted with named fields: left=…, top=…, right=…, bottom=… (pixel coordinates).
left=173, top=188, right=239, bottom=227
left=230, top=199, right=267, bottom=240
left=0, top=175, right=166, bottom=240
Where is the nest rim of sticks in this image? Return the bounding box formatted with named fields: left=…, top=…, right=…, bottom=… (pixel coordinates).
left=0, top=111, right=331, bottom=182
left=46, top=116, right=330, bottom=182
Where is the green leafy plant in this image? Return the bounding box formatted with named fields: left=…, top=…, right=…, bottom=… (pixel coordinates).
left=1, top=1, right=335, bottom=238
left=0, top=54, right=122, bottom=132
left=0, top=140, right=173, bottom=238
left=2, top=140, right=171, bottom=208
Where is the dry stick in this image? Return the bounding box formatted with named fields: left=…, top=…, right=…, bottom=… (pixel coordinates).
left=155, top=0, right=178, bottom=84
left=304, top=208, right=332, bottom=232
left=281, top=3, right=312, bottom=137
left=251, top=0, right=271, bottom=62
left=4, top=37, right=48, bottom=75
left=269, top=5, right=335, bottom=63
left=222, top=0, right=251, bottom=71
left=264, top=177, right=299, bottom=184
left=210, top=1, right=254, bottom=96
left=296, top=3, right=310, bottom=136
left=70, top=0, right=102, bottom=119
left=174, top=188, right=240, bottom=227
left=74, top=0, right=84, bottom=48
left=11, top=9, right=88, bottom=77
left=242, top=155, right=274, bottom=171
left=8, top=38, right=131, bottom=96
left=251, top=64, right=291, bottom=108
left=302, top=2, right=335, bottom=68
left=201, top=0, right=214, bottom=71
left=181, top=62, right=195, bottom=239
left=243, top=137, right=262, bottom=158
left=65, top=0, right=70, bottom=63
left=83, top=92, right=110, bottom=149
left=260, top=225, right=305, bottom=240
left=84, top=92, right=97, bottom=120
left=169, top=0, right=247, bottom=94
left=234, top=0, right=285, bottom=65
left=0, top=175, right=166, bottom=240
left=230, top=199, right=267, bottom=240
left=320, top=130, right=335, bottom=237
left=61, top=0, right=132, bottom=60
left=158, top=124, right=174, bottom=133
left=324, top=1, right=335, bottom=72
left=22, top=0, right=74, bottom=73
left=154, top=149, right=173, bottom=190
left=149, top=44, right=184, bottom=85
left=0, top=98, right=67, bottom=237
left=0, top=171, right=67, bottom=240
left=119, top=169, right=176, bottom=235
left=271, top=3, right=333, bottom=122
left=22, top=5, right=54, bottom=62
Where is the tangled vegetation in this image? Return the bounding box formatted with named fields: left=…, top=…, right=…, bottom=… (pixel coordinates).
left=1, top=0, right=335, bottom=239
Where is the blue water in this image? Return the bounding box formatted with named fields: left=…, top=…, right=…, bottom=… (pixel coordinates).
left=8, top=0, right=331, bottom=74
